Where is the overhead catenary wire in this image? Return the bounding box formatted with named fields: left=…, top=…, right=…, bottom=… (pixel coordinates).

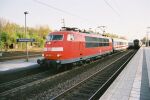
left=103, top=0, right=120, bottom=17
left=33, top=0, right=93, bottom=24
left=112, top=0, right=120, bottom=11
left=34, top=0, right=121, bottom=32
left=34, top=0, right=77, bottom=17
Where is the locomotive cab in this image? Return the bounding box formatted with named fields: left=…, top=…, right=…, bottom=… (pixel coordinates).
left=37, top=31, right=78, bottom=69
left=37, top=32, right=63, bottom=68
left=44, top=33, right=64, bottom=60
left=44, top=32, right=76, bottom=59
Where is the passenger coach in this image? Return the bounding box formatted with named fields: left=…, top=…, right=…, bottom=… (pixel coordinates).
left=113, top=38, right=128, bottom=51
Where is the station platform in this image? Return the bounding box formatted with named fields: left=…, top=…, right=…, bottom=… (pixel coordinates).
left=0, top=57, right=42, bottom=72
left=100, top=47, right=150, bottom=100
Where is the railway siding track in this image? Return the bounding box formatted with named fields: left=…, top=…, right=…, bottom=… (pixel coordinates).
left=0, top=70, right=52, bottom=93
left=51, top=50, right=136, bottom=100
left=0, top=69, right=62, bottom=98
left=0, top=62, right=88, bottom=99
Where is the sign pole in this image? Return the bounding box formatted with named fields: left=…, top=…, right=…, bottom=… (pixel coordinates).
left=24, top=11, right=29, bottom=61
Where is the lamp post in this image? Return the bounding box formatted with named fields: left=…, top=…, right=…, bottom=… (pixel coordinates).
left=0, top=22, right=2, bottom=56
left=24, top=11, right=29, bottom=61
left=146, top=27, right=150, bottom=47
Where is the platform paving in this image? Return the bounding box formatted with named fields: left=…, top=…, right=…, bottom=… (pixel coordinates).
left=0, top=57, right=42, bottom=72
left=145, top=47, right=150, bottom=88
left=100, top=47, right=150, bottom=100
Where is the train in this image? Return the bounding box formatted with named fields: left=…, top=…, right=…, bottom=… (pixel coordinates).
left=128, top=39, right=142, bottom=49
left=37, top=27, right=128, bottom=70
left=133, top=39, right=141, bottom=49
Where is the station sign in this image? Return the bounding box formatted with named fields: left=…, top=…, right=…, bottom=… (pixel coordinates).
left=17, top=38, right=35, bottom=42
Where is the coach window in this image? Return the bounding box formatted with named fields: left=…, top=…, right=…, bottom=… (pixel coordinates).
left=67, top=34, right=75, bottom=41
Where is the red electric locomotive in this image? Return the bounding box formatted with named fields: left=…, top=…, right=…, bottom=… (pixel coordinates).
left=37, top=27, right=114, bottom=70
left=37, top=27, right=113, bottom=69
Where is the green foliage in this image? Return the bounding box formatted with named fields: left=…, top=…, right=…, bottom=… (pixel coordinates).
left=16, top=32, right=22, bottom=38
left=0, top=18, right=52, bottom=50
left=141, top=37, right=146, bottom=44
left=103, top=33, right=119, bottom=38
left=1, top=32, right=8, bottom=42
left=0, top=41, right=4, bottom=49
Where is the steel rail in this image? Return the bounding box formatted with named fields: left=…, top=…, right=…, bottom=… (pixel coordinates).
left=0, top=68, right=71, bottom=96
left=0, top=50, right=126, bottom=98
left=89, top=51, right=136, bottom=100
left=51, top=50, right=134, bottom=100
left=0, top=70, right=50, bottom=93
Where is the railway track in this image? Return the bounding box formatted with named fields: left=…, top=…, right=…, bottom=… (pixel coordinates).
left=0, top=70, right=52, bottom=93
left=0, top=50, right=134, bottom=99
left=0, top=68, right=73, bottom=99
left=0, top=64, right=48, bottom=84
left=51, top=50, right=136, bottom=100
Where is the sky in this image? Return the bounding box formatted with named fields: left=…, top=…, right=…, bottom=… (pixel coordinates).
left=1, top=0, right=150, bottom=40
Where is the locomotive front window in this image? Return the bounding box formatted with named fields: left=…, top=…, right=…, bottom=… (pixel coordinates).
left=47, top=34, right=63, bottom=41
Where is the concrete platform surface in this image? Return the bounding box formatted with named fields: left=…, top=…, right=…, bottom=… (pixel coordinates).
left=145, top=47, right=150, bottom=87
left=100, top=47, right=150, bottom=100
left=0, top=57, right=43, bottom=72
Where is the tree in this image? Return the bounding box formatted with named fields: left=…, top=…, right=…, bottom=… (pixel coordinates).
left=36, top=25, right=51, bottom=39
left=0, top=18, right=52, bottom=50
left=103, top=33, right=119, bottom=38
left=1, top=32, right=9, bottom=51
left=141, top=37, right=146, bottom=44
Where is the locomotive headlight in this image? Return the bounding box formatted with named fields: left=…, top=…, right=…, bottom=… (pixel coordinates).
left=47, top=42, right=51, bottom=45
left=42, top=54, right=44, bottom=57
left=57, top=54, right=61, bottom=57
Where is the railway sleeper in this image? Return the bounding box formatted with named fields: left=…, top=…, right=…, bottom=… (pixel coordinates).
left=87, top=81, right=101, bottom=85
left=70, top=92, right=91, bottom=99
left=86, top=84, right=100, bottom=88
left=66, top=95, right=86, bottom=100
left=88, top=78, right=102, bottom=82
left=65, top=97, right=79, bottom=100
left=82, top=85, right=99, bottom=91
left=90, top=77, right=107, bottom=83
left=78, top=89, right=95, bottom=94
